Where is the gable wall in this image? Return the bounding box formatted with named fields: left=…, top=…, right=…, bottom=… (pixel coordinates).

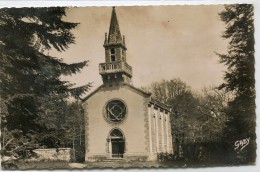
left=84, top=85, right=150, bottom=161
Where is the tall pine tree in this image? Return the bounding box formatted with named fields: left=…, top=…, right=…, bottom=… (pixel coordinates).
left=0, top=7, right=91, bottom=157
left=218, top=4, right=255, bottom=164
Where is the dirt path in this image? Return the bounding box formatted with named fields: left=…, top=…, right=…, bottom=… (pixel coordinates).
left=68, top=163, right=87, bottom=168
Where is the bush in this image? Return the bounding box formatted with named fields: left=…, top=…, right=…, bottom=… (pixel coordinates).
left=1, top=161, right=19, bottom=170
left=157, top=153, right=174, bottom=162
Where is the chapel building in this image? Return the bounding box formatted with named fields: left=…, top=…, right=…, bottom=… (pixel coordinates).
left=82, top=7, right=173, bottom=162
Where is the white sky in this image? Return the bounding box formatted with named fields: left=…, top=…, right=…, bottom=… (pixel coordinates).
left=52, top=5, right=229, bottom=92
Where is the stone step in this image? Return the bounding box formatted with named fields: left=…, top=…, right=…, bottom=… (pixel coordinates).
left=102, top=158, right=125, bottom=162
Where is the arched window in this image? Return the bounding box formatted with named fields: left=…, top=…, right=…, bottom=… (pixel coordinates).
left=110, top=48, right=115, bottom=62
left=110, top=128, right=124, bottom=139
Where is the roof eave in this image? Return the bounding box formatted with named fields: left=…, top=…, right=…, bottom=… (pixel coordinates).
left=149, top=97, right=171, bottom=112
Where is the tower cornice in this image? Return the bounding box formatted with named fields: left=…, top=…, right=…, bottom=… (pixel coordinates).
left=103, top=42, right=127, bottom=50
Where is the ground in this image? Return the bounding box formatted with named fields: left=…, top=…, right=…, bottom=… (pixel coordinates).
left=2, top=160, right=229, bottom=170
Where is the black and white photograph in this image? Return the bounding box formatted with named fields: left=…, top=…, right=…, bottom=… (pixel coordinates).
left=0, top=0, right=258, bottom=171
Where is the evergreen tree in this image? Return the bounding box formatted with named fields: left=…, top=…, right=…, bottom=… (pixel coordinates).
left=218, top=4, right=255, bottom=163
left=0, top=7, right=91, bottom=157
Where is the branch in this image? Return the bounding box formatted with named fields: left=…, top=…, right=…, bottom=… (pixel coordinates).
left=3, top=138, right=14, bottom=149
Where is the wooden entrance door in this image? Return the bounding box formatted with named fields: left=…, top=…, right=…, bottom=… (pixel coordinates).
left=111, top=138, right=124, bottom=158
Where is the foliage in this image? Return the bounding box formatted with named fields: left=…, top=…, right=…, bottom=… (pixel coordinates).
left=196, top=87, right=232, bottom=142
left=145, top=79, right=229, bottom=162
left=2, top=160, right=71, bottom=170
left=217, top=4, right=255, bottom=163
left=157, top=153, right=174, bottom=162
left=0, top=7, right=90, bottom=158
left=61, top=101, right=85, bottom=162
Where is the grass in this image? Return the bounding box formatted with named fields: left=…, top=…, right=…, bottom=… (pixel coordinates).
left=2, top=160, right=71, bottom=170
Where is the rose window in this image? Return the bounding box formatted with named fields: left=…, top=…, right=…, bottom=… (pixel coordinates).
left=105, top=100, right=126, bottom=123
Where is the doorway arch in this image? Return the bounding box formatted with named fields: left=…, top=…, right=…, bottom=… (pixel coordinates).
left=107, top=128, right=125, bottom=158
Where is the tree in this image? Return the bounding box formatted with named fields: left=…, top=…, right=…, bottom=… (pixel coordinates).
left=145, top=78, right=191, bottom=105
left=145, top=80, right=229, bottom=162
left=36, top=99, right=85, bottom=161
left=218, top=4, right=255, bottom=163
left=144, top=79, right=199, bottom=160
left=62, top=101, right=85, bottom=162
left=0, top=7, right=91, bottom=158
left=196, top=87, right=231, bottom=142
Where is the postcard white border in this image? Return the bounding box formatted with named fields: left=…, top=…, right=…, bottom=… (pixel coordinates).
left=0, top=1, right=259, bottom=172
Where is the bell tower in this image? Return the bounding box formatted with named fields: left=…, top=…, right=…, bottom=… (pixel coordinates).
left=99, top=7, right=133, bottom=86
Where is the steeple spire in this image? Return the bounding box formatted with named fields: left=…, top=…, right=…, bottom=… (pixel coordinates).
left=108, top=7, right=122, bottom=44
